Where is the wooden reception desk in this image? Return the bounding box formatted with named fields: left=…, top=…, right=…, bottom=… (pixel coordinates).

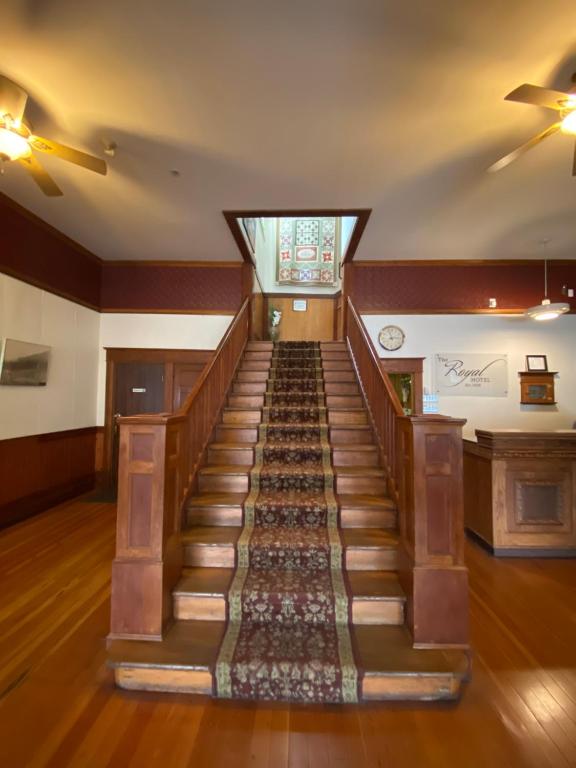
left=463, top=429, right=576, bottom=556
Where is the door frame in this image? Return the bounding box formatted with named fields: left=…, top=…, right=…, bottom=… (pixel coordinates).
left=102, top=348, right=212, bottom=484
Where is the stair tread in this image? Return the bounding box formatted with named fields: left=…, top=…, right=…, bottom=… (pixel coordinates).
left=187, top=493, right=247, bottom=508
left=182, top=526, right=399, bottom=549
left=338, top=493, right=396, bottom=510
left=174, top=567, right=405, bottom=601
left=109, top=620, right=468, bottom=678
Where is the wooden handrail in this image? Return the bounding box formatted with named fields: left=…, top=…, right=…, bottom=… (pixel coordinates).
left=345, top=298, right=403, bottom=501
left=110, top=298, right=250, bottom=641
left=345, top=297, right=469, bottom=648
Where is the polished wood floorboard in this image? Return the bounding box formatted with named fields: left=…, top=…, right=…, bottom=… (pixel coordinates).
left=0, top=498, right=575, bottom=767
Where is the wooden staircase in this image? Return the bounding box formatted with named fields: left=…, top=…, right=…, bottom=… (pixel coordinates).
left=109, top=340, right=469, bottom=700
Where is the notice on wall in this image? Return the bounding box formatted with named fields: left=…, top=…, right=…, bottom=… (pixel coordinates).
left=434, top=353, right=508, bottom=397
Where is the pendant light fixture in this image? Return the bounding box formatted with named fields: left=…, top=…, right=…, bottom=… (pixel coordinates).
left=525, top=259, right=570, bottom=321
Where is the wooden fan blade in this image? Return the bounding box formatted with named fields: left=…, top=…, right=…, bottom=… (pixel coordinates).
left=18, top=154, right=63, bottom=196
left=487, top=123, right=561, bottom=173
left=505, top=84, right=573, bottom=111
left=0, top=75, right=28, bottom=122
left=29, top=135, right=107, bottom=175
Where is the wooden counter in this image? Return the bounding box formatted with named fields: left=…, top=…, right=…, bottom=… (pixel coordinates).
left=463, top=429, right=576, bottom=556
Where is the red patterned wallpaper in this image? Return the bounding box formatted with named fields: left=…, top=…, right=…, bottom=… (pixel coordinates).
left=0, top=195, right=102, bottom=309
left=100, top=263, right=243, bottom=312
left=352, top=262, right=576, bottom=312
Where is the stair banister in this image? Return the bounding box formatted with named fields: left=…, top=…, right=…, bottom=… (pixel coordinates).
left=109, top=298, right=250, bottom=641
left=345, top=298, right=469, bottom=649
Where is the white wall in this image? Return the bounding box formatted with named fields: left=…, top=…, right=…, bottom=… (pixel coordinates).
left=254, top=217, right=341, bottom=296
left=96, top=313, right=232, bottom=424
left=361, top=313, right=576, bottom=440
left=0, top=274, right=100, bottom=440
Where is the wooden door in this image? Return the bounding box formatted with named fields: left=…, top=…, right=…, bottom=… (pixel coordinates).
left=114, top=363, right=165, bottom=417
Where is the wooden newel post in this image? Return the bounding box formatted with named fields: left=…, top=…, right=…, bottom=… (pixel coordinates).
left=396, top=415, right=469, bottom=648
left=109, top=414, right=184, bottom=640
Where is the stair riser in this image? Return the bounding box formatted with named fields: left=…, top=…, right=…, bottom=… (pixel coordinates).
left=207, top=446, right=379, bottom=467
left=214, top=426, right=258, bottom=443
left=207, top=448, right=253, bottom=465
left=228, top=395, right=264, bottom=408
left=341, top=508, right=397, bottom=528
left=237, top=371, right=269, bottom=381
left=337, top=476, right=387, bottom=494
left=324, top=371, right=356, bottom=382
left=183, top=544, right=397, bottom=570
left=321, top=352, right=351, bottom=361
left=244, top=352, right=273, bottom=361
left=115, top=668, right=462, bottom=701
left=174, top=594, right=404, bottom=625
left=328, top=411, right=368, bottom=425
left=186, top=507, right=243, bottom=526
left=232, top=382, right=267, bottom=395
left=330, top=428, right=372, bottom=444
left=320, top=342, right=346, bottom=351
left=198, top=475, right=249, bottom=493
left=322, top=361, right=352, bottom=371
left=223, top=410, right=261, bottom=424
left=326, top=396, right=363, bottom=408
left=186, top=506, right=396, bottom=530
left=240, top=362, right=273, bottom=371
left=346, top=549, right=398, bottom=570
left=246, top=342, right=273, bottom=351
left=324, top=382, right=360, bottom=395
left=333, top=448, right=378, bottom=466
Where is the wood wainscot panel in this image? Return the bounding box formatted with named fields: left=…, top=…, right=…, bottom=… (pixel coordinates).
left=464, top=430, right=576, bottom=556
left=0, top=427, right=98, bottom=528
left=103, top=349, right=213, bottom=487
left=265, top=296, right=337, bottom=341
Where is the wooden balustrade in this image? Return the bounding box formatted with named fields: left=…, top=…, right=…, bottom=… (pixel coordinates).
left=345, top=298, right=469, bottom=648
left=109, top=299, right=250, bottom=640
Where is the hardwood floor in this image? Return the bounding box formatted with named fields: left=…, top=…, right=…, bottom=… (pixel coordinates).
left=0, top=497, right=575, bottom=767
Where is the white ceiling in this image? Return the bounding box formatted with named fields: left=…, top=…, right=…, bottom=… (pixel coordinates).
left=2, top=0, right=576, bottom=262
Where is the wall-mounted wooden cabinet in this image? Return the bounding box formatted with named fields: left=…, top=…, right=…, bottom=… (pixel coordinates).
left=518, top=371, right=557, bottom=405
left=379, top=358, right=424, bottom=415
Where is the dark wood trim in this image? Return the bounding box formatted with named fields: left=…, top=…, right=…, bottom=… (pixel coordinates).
left=358, top=308, right=528, bottom=315
left=0, top=191, right=103, bottom=265
left=264, top=290, right=342, bottom=299
left=354, top=258, right=576, bottom=267
left=223, top=209, right=372, bottom=265
left=103, top=260, right=242, bottom=268
left=100, top=308, right=237, bottom=315
left=0, top=426, right=98, bottom=529
left=0, top=264, right=101, bottom=312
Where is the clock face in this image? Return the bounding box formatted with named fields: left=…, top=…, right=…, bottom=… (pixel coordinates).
left=378, top=325, right=405, bottom=352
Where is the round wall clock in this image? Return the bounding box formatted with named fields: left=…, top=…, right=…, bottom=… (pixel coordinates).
left=378, top=325, right=405, bottom=352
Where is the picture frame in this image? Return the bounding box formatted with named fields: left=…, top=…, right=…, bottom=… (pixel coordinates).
left=526, top=355, right=548, bottom=372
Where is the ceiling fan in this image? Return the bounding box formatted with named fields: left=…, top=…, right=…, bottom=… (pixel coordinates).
left=0, top=75, right=107, bottom=196
left=488, top=76, right=576, bottom=175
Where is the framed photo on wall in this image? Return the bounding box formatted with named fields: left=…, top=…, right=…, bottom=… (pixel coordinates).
left=526, top=355, right=548, bottom=372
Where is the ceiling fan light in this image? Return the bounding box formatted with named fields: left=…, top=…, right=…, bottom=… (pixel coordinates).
left=525, top=298, right=570, bottom=321
left=0, top=127, right=30, bottom=160
left=560, top=110, right=576, bottom=135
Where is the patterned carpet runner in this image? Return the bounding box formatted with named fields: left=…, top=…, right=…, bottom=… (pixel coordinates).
left=215, top=342, right=359, bottom=703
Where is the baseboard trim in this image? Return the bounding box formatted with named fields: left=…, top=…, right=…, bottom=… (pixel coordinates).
left=465, top=528, right=576, bottom=558
left=0, top=475, right=96, bottom=530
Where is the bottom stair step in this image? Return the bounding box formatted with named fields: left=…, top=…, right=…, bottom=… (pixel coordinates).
left=173, top=567, right=406, bottom=625
left=108, top=621, right=469, bottom=701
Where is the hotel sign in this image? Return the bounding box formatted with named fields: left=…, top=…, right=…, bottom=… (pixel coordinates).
left=434, top=353, right=508, bottom=397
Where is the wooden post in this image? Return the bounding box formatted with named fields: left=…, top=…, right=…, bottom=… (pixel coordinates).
left=396, top=415, right=469, bottom=648
left=109, top=415, right=183, bottom=640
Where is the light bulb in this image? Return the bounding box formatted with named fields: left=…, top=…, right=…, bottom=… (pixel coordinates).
left=0, top=127, right=30, bottom=160
left=560, top=110, right=576, bottom=135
